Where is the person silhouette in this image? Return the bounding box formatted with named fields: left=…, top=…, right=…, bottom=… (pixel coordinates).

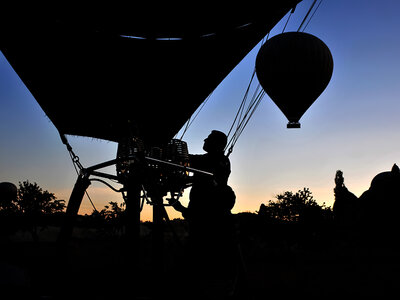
left=333, top=170, right=358, bottom=226
left=171, top=130, right=237, bottom=298
left=172, top=130, right=235, bottom=227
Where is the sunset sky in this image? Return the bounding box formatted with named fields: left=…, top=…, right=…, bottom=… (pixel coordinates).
left=1, top=0, right=400, bottom=221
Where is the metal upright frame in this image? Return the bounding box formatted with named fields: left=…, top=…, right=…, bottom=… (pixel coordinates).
left=56, top=138, right=213, bottom=298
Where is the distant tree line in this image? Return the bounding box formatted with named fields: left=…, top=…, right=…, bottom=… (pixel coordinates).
left=81, top=201, right=127, bottom=237
left=0, top=181, right=66, bottom=240
left=0, top=180, right=66, bottom=216
left=258, top=187, right=332, bottom=224
left=1, top=181, right=334, bottom=241
left=0, top=180, right=129, bottom=240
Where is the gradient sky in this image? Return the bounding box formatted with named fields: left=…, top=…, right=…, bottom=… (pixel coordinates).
left=1, top=0, right=400, bottom=221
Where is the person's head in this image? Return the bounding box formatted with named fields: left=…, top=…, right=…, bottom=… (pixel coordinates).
left=203, top=130, right=227, bottom=153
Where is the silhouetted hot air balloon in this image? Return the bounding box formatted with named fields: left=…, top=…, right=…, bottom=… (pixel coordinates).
left=0, top=2, right=301, bottom=144
left=255, top=31, right=333, bottom=128
left=0, top=182, right=17, bottom=202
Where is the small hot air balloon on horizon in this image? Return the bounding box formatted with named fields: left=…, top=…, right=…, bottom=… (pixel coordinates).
left=255, top=31, right=334, bottom=128
left=0, top=182, right=17, bottom=202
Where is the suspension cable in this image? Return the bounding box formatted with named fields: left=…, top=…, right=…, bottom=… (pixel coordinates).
left=225, top=89, right=265, bottom=155
left=59, top=132, right=98, bottom=212
left=298, top=0, right=318, bottom=32
left=233, top=90, right=265, bottom=143
left=179, top=91, right=213, bottom=140
left=302, top=0, right=323, bottom=32
left=226, top=1, right=323, bottom=155
left=177, top=32, right=271, bottom=144
left=176, top=2, right=322, bottom=155
left=282, top=10, right=293, bottom=33
left=224, top=34, right=271, bottom=156
left=226, top=69, right=256, bottom=138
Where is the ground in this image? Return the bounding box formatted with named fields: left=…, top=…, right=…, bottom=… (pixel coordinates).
left=1, top=217, right=400, bottom=299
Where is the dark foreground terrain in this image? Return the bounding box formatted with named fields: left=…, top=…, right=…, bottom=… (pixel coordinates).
left=1, top=214, right=399, bottom=299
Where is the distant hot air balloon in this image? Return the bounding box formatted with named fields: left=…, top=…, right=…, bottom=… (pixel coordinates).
left=0, top=182, right=17, bottom=202
left=255, top=31, right=333, bottom=128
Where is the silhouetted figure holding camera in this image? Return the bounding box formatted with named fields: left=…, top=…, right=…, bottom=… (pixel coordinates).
left=333, top=170, right=358, bottom=227
left=172, top=130, right=237, bottom=298
left=333, top=164, right=400, bottom=248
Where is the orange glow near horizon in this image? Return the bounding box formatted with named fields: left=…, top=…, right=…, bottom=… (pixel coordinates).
left=17, top=164, right=351, bottom=221
left=56, top=178, right=373, bottom=223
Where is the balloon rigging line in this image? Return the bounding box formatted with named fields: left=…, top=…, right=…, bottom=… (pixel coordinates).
left=177, top=0, right=323, bottom=151
left=226, top=69, right=257, bottom=138
left=225, top=35, right=270, bottom=155
left=180, top=34, right=269, bottom=145
left=282, top=10, right=293, bottom=33
left=225, top=84, right=265, bottom=153
left=226, top=89, right=265, bottom=154
left=235, top=91, right=264, bottom=143
left=302, top=0, right=323, bottom=32
left=234, top=83, right=262, bottom=139
left=67, top=150, right=98, bottom=212
left=226, top=0, right=325, bottom=154
left=228, top=34, right=268, bottom=138
left=178, top=91, right=213, bottom=140
left=298, top=0, right=318, bottom=32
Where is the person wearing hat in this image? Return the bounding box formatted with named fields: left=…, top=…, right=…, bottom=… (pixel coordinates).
left=172, top=130, right=237, bottom=297
left=172, top=130, right=234, bottom=221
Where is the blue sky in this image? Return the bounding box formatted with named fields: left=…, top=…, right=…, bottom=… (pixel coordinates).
left=1, top=0, right=400, bottom=220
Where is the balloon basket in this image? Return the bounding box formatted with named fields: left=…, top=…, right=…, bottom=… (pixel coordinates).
left=287, top=122, right=301, bottom=129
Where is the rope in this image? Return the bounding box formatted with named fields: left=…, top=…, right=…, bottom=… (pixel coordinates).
left=224, top=34, right=271, bottom=156
left=225, top=89, right=265, bottom=155
left=234, top=91, right=265, bottom=141
left=59, top=132, right=98, bottom=212
left=282, top=10, right=293, bottom=33
left=298, top=0, right=318, bottom=32
left=226, top=69, right=256, bottom=138
left=226, top=1, right=324, bottom=155
left=179, top=91, right=213, bottom=140
left=302, top=0, right=324, bottom=32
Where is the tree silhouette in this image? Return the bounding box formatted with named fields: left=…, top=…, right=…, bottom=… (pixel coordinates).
left=15, top=181, right=65, bottom=241
left=17, top=181, right=65, bottom=215
left=259, top=188, right=331, bottom=224
left=88, top=201, right=126, bottom=237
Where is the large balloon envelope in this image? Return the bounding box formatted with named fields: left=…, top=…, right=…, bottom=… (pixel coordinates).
left=255, top=32, right=333, bottom=128
left=0, top=2, right=301, bottom=145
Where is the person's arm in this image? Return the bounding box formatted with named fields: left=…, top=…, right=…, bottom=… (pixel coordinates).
left=170, top=200, right=188, bottom=218
left=188, top=154, right=203, bottom=169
